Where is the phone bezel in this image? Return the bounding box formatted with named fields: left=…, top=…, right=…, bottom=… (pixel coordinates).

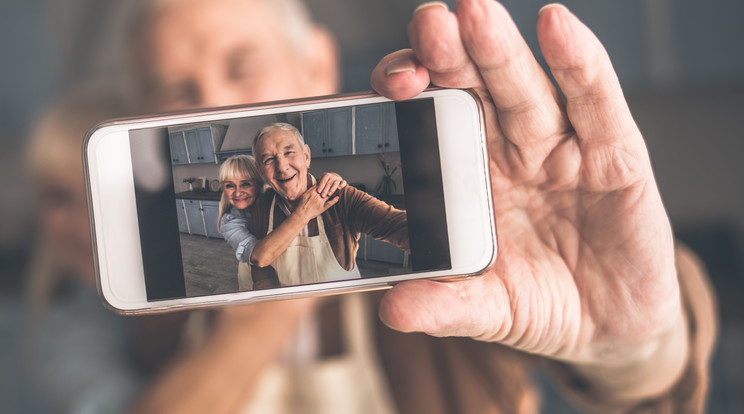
left=84, top=89, right=496, bottom=314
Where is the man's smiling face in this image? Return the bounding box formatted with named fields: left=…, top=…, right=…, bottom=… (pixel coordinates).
left=254, top=129, right=310, bottom=202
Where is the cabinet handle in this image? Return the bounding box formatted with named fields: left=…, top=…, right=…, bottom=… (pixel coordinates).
left=328, top=148, right=333, bottom=153
left=384, top=142, right=389, bottom=147
left=377, top=144, right=382, bottom=149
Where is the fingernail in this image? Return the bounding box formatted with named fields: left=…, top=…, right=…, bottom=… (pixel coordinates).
left=539, top=3, right=569, bottom=15
left=413, top=1, right=449, bottom=16
left=386, top=55, right=417, bottom=77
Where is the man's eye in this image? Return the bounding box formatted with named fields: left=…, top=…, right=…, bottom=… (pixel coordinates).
left=228, top=52, right=261, bottom=82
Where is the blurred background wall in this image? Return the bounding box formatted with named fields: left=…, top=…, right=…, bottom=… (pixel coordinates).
left=1, top=0, right=743, bottom=412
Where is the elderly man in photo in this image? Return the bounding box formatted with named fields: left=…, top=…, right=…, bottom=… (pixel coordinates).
left=247, top=122, right=408, bottom=288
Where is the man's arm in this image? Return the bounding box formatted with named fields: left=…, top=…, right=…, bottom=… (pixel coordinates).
left=341, top=185, right=409, bottom=252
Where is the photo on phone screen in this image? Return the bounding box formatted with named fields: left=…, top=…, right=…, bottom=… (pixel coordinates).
left=128, top=98, right=452, bottom=301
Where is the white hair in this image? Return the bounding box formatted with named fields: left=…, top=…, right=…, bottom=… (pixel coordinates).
left=136, top=0, right=314, bottom=53
left=252, top=122, right=305, bottom=162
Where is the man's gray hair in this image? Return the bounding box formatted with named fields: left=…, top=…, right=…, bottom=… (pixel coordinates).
left=147, top=0, right=313, bottom=51
left=127, top=0, right=316, bottom=106
left=252, top=122, right=305, bottom=162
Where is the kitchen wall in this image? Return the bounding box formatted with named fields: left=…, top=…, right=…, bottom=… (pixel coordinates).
left=172, top=162, right=220, bottom=194
left=311, top=152, right=403, bottom=195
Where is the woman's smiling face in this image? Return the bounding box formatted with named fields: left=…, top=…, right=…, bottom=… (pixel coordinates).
left=223, top=177, right=259, bottom=210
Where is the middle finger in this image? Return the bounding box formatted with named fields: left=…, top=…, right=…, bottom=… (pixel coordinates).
left=456, top=0, right=569, bottom=160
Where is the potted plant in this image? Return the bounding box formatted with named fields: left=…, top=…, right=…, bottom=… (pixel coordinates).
left=375, top=153, right=400, bottom=196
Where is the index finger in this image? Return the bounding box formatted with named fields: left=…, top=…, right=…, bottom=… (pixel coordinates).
left=452, top=0, right=569, bottom=162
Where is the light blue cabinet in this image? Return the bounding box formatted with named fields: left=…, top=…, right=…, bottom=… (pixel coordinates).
left=184, top=127, right=216, bottom=163
left=169, top=132, right=189, bottom=165
left=169, top=126, right=218, bottom=164
left=176, top=198, right=223, bottom=239
left=355, top=103, right=399, bottom=154
left=201, top=201, right=221, bottom=238
left=302, top=107, right=352, bottom=158
left=176, top=200, right=189, bottom=233
left=183, top=199, right=205, bottom=236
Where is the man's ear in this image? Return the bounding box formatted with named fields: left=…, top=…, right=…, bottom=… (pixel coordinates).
left=304, top=143, right=311, bottom=167
left=302, top=26, right=339, bottom=95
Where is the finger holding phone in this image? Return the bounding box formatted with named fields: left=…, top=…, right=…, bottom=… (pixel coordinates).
left=372, top=0, right=687, bottom=399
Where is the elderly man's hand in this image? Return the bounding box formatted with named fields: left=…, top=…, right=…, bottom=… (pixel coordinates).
left=372, top=0, right=686, bottom=398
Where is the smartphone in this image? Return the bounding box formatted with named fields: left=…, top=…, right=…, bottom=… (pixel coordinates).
left=84, top=88, right=496, bottom=314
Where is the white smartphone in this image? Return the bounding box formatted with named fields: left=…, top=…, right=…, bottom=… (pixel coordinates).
left=84, top=88, right=496, bottom=314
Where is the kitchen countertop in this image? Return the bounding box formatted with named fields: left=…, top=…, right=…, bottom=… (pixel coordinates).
left=175, top=190, right=222, bottom=201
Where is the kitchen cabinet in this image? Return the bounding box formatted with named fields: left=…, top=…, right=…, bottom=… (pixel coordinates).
left=184, top=127, right=216, bottom=163
left=183, top=199, right=205, bottom=236
left=177, top=198, right=223, bottom=239
left=176, top=200, right=189, bottom=233
left=302, top=107, right=352, bottom=157
left=201, top=201, right=221, bottom=238
left=169, top=126, right=218, bottom=164
left=169, top=132, right=189, bottom=165
left=355, top=103, right=399, bottom=154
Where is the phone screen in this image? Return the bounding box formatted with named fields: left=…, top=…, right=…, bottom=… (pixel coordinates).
left=128, top=98, right=451, bottom=301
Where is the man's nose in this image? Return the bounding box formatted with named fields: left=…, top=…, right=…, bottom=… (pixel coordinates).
left=275, top=155, right=290, bottom=172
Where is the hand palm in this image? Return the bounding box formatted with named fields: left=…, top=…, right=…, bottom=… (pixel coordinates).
left=374, top=0, right=679, bottom=364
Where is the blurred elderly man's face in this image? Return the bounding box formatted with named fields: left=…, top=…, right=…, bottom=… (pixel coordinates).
left=137, top=0, right=337, bottom=112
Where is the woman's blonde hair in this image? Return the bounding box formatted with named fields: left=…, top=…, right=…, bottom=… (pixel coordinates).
left=217, top=154, right=264, bottom=232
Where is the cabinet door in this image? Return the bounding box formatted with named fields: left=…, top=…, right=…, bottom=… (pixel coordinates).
left=184, top=127, right=215, bottom=163
left=184, top=199, right=206, bottom=236
left=302, top=109, right=352, bottom=158
left=355, top=103, right=398, bottom=154
left=176, top=200, right=189, bottom=233
left=196, top=127, right=216, bottom=163
left=201, top=201, right=222, bottom=239
left=380, top=103, right=399, bottom=152
left=325, top=107, right=352, bottom=156
left=169, top=132, right=188, bottom=164
left=302, top=111, right=327, bottom=157
left=355, top=104, right=383, bottom=154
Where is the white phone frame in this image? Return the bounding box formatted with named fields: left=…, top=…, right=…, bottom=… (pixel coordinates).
left=84, top=89, right=496, bottom=314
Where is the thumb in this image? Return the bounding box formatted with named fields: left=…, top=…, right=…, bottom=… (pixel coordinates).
left=378, top=277, right=509, bottom=340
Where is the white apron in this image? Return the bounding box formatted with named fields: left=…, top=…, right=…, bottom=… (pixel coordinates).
left=239, top=294, right=398, bottom=414
left=267, top=194, right=361, bottom=286
left=237, top=262, right=252, bottom=290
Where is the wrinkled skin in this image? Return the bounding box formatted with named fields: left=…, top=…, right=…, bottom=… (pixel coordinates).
left=372, top=1, right=680, bottom=371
